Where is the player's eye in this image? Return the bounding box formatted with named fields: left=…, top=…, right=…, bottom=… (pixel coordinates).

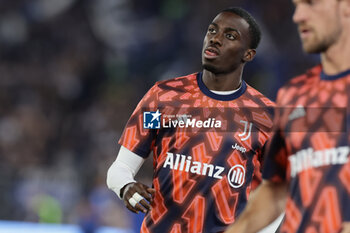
left=305, top=0, right=317, bottom=5
left=208, top=28, right=216, bottom=34
left=226, top=33, right=236, bottom=40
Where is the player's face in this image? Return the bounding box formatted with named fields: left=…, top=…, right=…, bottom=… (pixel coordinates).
left=202, top=12, right=253, bottom=74
left=292, top=0, right=342, bottom=53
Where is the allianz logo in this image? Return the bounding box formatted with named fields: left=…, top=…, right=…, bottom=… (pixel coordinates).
left=289, top=146, right=349, bottom=177
left=163, top=152, right=246, bottom=188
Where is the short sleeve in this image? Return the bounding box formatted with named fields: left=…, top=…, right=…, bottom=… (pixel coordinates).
left=118, top=84, right=160, bottom=158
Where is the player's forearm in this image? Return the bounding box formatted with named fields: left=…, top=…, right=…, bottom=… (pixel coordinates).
left=106, top=146, right=145, bottom=198
left=107, top=161, right=136, bottom=198
left=225, top=180, right=287, bottom=233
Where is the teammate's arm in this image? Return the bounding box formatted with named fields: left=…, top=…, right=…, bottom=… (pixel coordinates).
left=224, top=179, right=288, bottom=233
left=107, top=146, right=155, bottom=213
left=341, top=222, right=350, bottom=233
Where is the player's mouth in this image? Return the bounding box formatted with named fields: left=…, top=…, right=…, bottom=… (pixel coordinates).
left=299, top=28, right=312, bottom=39
left=204, top=47, right=220, bottom=59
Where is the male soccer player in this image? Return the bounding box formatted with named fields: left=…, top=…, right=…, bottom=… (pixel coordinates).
left=225, top=0, right=350, bottom=233
left=107, top=7, right=275, bottom=233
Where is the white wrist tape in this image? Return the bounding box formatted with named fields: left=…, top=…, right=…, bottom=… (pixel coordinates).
left=107, top=146, right=145, bottom=199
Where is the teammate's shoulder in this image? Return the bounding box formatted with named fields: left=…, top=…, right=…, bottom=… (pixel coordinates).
left=245, top=83, right=275, bottom=107
left=276, top=65, right=321, bottom=105
left=154, top=73, right=198, bottom=89
left=286, top=65, right=321, bottom=87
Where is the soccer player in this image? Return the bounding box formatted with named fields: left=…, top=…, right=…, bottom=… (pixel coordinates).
left=225, top=0, right=350, bottom=233
left=107, top=7, right=275, bottom=233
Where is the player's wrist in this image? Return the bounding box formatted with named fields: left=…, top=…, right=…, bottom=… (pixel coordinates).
left=120, top=182, right=136, bottom=199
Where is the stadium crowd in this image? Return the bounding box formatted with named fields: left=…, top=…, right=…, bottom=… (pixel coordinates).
left=0, top=0, right=317, bottom=231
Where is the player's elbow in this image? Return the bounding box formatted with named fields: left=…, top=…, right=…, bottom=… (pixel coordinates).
left=106, top=162, right=115, bottom=190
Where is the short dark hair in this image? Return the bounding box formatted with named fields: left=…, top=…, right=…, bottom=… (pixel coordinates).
left=221, top=7, right=261, bottom=49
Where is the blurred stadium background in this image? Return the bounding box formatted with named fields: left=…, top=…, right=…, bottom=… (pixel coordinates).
left=0, top=0, right=318, bottom=232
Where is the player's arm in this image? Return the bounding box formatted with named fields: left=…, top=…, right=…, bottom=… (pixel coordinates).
left=107, top=146, right=155, bottom=213
left=225, top=179, right=288, bottom=233
left=341, top=222, right=350, bottom=233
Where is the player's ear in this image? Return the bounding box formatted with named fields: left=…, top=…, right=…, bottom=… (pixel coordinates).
left=242, top=49, right=256, bottom=62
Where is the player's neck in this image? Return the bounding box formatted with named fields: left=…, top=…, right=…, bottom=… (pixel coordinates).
left=321, top=30, right=350, bottom=75
left=202, top=69, right=242, bottom=91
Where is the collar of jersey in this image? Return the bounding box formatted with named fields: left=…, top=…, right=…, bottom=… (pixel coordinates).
left=197, top=72, right=247, bottom=101
left=320, top=68, right=350, bottom=80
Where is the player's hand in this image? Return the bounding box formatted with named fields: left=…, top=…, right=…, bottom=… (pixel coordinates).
left=122, top=182, right=155, bottom=214
left=340, top=222, right=350, bottom=233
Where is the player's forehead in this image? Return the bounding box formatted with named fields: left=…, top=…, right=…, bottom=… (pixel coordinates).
left=211, top=12, right=249, bottom=33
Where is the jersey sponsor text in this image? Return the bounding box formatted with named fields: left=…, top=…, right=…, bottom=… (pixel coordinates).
left=289, top=146, right=349, bottom=177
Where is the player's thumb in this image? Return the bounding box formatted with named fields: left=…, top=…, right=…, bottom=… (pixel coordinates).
left=146, top=187, right=156, bottom=195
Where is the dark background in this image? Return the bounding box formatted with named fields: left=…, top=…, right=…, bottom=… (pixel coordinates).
left=0, top=0, right=318, bottom=230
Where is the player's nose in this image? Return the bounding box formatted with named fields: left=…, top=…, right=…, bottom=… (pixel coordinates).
left=293, top=4, right=308, bottom=24
left=210, top=33, right=223, bottom=46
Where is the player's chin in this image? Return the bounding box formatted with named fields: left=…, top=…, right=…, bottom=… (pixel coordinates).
left=302, top=44, right=325, bottom=54
left=202, top=63, right=221, bottom=74
left=301, top=40, right=327, bottom=54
